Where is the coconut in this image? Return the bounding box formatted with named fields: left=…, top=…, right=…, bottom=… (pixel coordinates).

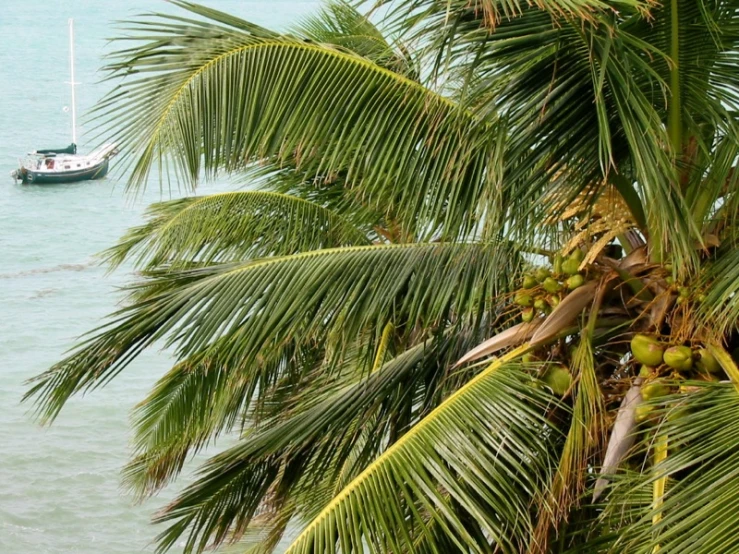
left=534, top=298, right=548, bottom=312
left=641, top=380, right=669, bottom=401
left=566, top=274, right=585, bottom=290
left=521, top=353, right=538, bottom=364
left=543, top=277, right=562, bottom=294
left=638, top=365, right=653, bottom=378
left=678, top=287, right=691, bottom=298
left=569, top=249, right=585, bottom=263
left=663, top=346, right=694, bottom=372
left=561, top=258, right=581, bottom=275
left=548, top=295, right=561, bottom=308
left=696, top=348, right=721, bottom=374
left=515, top=292, right=533, bottom=307
left=535, top=267, right=551, bottom=282
left=521, top=307, right=535, bottom=322
left=553, top=254, right=564, bottom=276
left=522, top=275, right=537, bottom=289
left=635, top=403, right=654, bottom=423
left=631, top=334, right=665, bottom=367
left=542, top=365, right=572, bottom=396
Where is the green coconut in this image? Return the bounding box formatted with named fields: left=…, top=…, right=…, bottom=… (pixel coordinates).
left=638, top=365, right=653, bottom=378
left=522, top=353, right=538, bottom=364
left=542, top=365, right=572, bottom=396
left=635, top=403, right=654, bottom=423
left=663, top=346, right=694, bottom=372
left=641, top=380, right=669, bottom=401
left=522, top=275, right=537, bottom=289
left=678, top=287, right=691, bottom=298
left=553, top=254, right=564, bottom=276
left=515, top=292, right=534, bottom=307
left=521, top=307, right=535, bottom=323
left=569, top=249, right=585, bottom=263
left=543, top=277, right=562, bottom=294
left=631, top=334, right=665, bottom=367
left=696, top=348, right=721, bottom=374
left=535, top=267, right=551, bottom=282
left=566, top=274, right=585, bottom=290
left=561, top=257, right=581, bottom=275
left=548, top=295, right=561, bottom=308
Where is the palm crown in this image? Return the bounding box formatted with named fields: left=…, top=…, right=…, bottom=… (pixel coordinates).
left=26, top=1, right=739, bottom=553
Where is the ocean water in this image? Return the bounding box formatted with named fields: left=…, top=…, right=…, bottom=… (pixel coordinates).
left=0, top=2, right=320, bottom=552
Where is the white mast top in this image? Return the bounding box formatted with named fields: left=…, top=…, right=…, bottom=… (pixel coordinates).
left=68, top=18, right=77, bottom=146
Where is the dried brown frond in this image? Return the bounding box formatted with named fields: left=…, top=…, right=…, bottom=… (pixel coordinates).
left=547, top=185, right=638, bottom=265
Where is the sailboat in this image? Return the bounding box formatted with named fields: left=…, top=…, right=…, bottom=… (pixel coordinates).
left=11, top=19, right=117, bottom=185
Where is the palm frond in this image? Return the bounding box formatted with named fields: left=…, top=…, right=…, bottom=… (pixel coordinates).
left=245, top=165, right=389, bottom=237
left=102, top=191, right=370, bottom=270
left=94, top=1, right=497, bottom=239
left=276, top=353, right=559, bottom=554
left=25, top=242, right=516, bottom=422
left=293, top=0, right=418, bottom=78
left=372, top=0, right=652, bottom=35
left=612, top=384, right=739, bottom=554
left=372, top=0, right=702, bottom=266
left=122, top=339, right=318, bottom=497
left=151, top=335, right=460, bottom=552
left=533, top=334, right=605, bottom=550
left=696, top=247, right=739, bottom=337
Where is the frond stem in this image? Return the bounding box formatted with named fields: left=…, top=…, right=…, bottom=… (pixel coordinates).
left=668, top=0, right=682, bottom=159
left=651, top=433, right=668, bottom=553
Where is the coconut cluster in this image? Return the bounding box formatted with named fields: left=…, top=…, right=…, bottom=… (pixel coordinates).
left=515, top=249, right=595, bottom=396
left=662, top=268, right=708, bottom=307
left=630, top=334, right=724, bottom=421
left=514, top=249, right=588, bottom=323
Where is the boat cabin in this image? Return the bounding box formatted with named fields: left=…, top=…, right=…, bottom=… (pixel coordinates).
left=30, top=153, right=97, bottom=174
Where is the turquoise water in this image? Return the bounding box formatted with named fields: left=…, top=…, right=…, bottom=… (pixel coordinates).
left=0, top=2, right=319, bottom=552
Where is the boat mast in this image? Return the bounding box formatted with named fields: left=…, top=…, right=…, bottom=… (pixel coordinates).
left=68, top=18, right=77, bottom=146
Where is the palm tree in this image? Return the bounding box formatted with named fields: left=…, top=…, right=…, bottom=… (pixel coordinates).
left=25, top=0, right=739, bottom=552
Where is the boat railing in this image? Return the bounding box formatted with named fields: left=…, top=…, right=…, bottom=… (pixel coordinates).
left=19, top=155, right=41, bottom=170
